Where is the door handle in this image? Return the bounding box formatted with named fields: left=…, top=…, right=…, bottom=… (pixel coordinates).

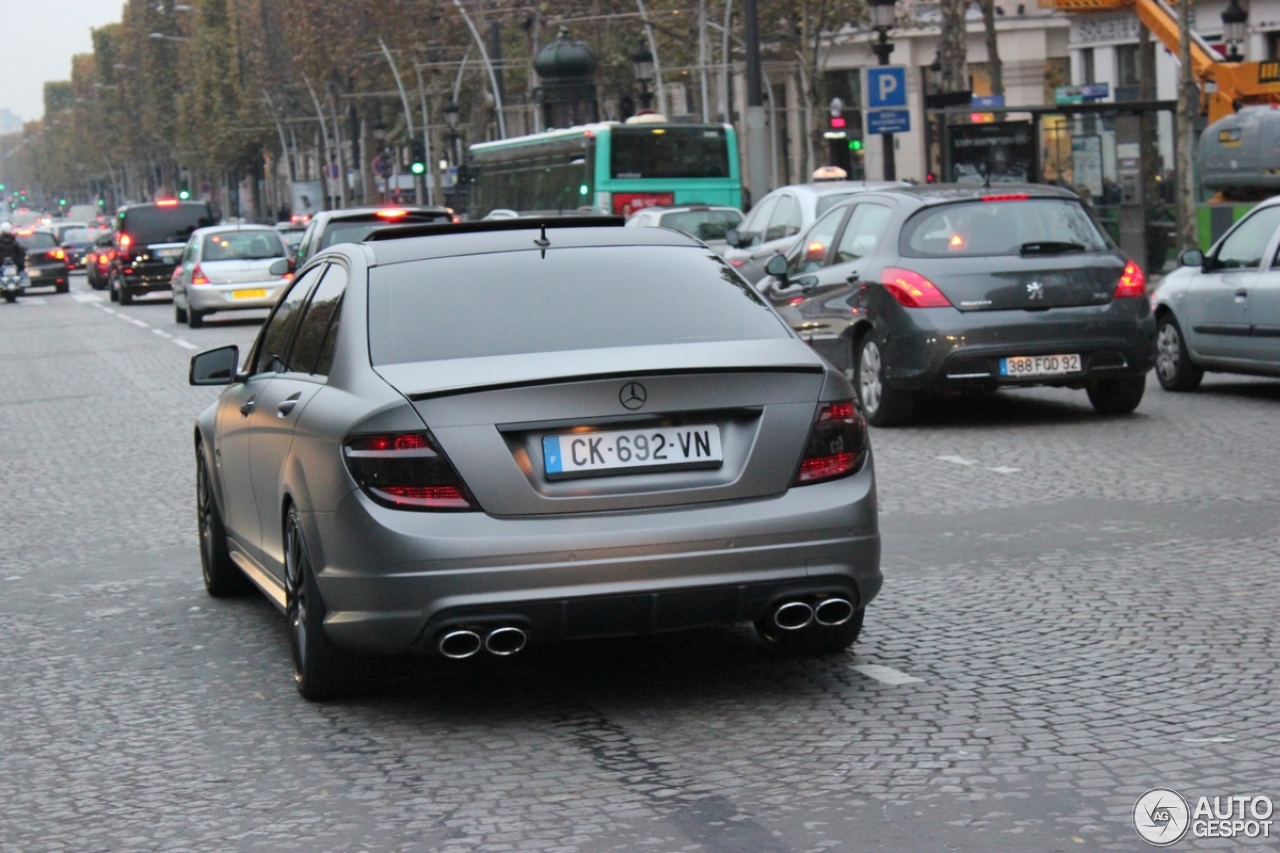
left=276, top=392, right=302, bottom=418
left=1236, top=288, right=1249, bottom=298
left=846, top=272, right=860, bottom=283
left=239, top=398, right=256, bottom=417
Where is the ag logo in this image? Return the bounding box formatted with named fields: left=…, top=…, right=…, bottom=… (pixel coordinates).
left=1026, top=281, right=1045, bottom=300
left=619, top=381, right=647, bottom=410
left=1134, top=788, right=1190, bottom=846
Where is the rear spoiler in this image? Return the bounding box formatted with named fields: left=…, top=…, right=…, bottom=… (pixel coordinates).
left=368, top=215, right=624, bottom=242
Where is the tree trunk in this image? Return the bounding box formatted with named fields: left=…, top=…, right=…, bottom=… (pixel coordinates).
left=937, top=0, right=969, bottom=93
left=979, top=0, right=1003, bottom=97
left=360, top=110, right=379, bottom=206
left=1176, top=0, right=1197, bottom=250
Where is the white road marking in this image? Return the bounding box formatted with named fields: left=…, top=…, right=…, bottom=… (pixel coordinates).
left=990, top=466, right=1022, bottom=474
left=21, top=297, right=47, bottom=305
left=151, top=329, right=172, bottom=338
left=173, top=339, right=200, bottom=350
left=936, top=455, right=977, bottom=466
left=1182, top=736, right=1235, bottom=743
left=98, top=306, right=116, bottom=314
left=127, top=317, right=149, bottom=328
left=851, top=664, right=924, bottom=685
left=71, top=292, right=102, bottom=303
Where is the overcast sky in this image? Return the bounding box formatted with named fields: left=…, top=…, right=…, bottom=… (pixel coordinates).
left=0, top=0, right=127, bottom=122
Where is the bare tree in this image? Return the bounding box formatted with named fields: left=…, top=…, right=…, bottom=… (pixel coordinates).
left=1176, top=0, right=1198, bottom=250
left=936, top=0, right=969, bottom=94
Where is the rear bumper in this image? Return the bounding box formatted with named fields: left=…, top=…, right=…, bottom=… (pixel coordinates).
left=120, top=262, right=176, bottom=292
left=24, top=265, right=68, bottom=287
left=302, top=459, right=881, bottom=655
left=882, top=298, right=1156, bottom=390
left=186, top=282, right=286, bottom=312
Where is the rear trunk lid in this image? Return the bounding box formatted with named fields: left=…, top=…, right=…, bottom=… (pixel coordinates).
left=199, top=258, right=282, bottom=285
left=905, top=253, right=1125, bottom=311
left=375, top=340, right=827, bottom=516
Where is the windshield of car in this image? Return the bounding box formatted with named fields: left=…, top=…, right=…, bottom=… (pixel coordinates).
left=201, top=230, right=285, bottom=261
left=610, top=127, right=731, bottom=179
left=369, top=246, right=789, bottom=365
left=659, top=209, right=742, bottom=242
left=17, top=232, right=57, bottom=250
left=321, top=212, right=450, bottom=250
left=121, top=204, right=213, bottom=245
left=901, top=198, right=1108, bottom=257
left=815, top=192, right=857, bottom=217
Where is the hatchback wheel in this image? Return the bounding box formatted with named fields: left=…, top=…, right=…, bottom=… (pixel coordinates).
left=755, top=607, right=864, bottom=656
left=1155, top=314, right=1203, bottom=392
left=856, top=336, right=914, bottom=426
left=285, top=506, right=369, bottom=700
left=108, top=276, right=119, bottom=302
left=187, top=309, right=204, bottom=328
left=1086, top=375, right=1147, bottom=415
left=174, top=302, right=188, bottom=324
left=197, top=448, right=249, bottom=597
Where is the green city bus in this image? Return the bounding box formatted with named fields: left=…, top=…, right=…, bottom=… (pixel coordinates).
left=468, top=121, right=742, bottom=219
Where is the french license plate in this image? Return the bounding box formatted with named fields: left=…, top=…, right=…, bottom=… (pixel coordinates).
left=156, top=247, right=183, bottom=258
left=27, top=269, right=39, bottom=277
left=1000, top=353, right=1082, bottom=378
left=543, top=424, right=722, bottom=479
left=231, top=289, right=268, bottom=300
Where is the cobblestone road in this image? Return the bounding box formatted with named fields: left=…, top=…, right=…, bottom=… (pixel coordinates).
left=1, top=276, right=1277, bottom=852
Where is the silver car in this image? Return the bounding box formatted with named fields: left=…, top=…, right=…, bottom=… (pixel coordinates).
left=624, top=205, right=743, bottom=255
left=1152, top=196, right=1280, bottom=390
left=723, top=182, right=904, bottom=283
left=189, top=218, right=881, bottom=699
left=172, top=225, right=293, bottom=328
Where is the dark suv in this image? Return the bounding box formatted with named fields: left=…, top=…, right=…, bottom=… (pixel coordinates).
left=110, top=201, right=215, bottom=305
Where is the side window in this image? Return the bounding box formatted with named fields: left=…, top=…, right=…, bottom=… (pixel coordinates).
left=181, top=240, right=196, bottom=265
left=1217, top=206, right=1280, bottom=269
left=252, top=265, right=323, bottom=375
left=833, top=204, right=893, bottom=264
left=765, top=195, right=795, bottom=242
left=784, top=197, right=804, bottom=237
left=290, top=264, right=347, bottom=376
left=788, top=207, right=847, bottom=275
left=738, top=196, right=777, bottom=246
left=295, top=222, right=315, bottom=263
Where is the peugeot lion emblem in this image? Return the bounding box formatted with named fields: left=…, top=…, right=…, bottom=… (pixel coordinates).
left=1026, top=281, right=1045, bottom=300
left=619, top=382, right=647, bottom=410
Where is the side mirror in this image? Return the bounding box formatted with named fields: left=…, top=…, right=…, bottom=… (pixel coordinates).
left=765, top=253, right=789, bottom=280
left=725, top=228, right=741, bottom=248
left=268, top=258, right=290, bottom=277
left=189, top=345, right=241, bottom=386
left=1179, top=248, right=1204, bottom=268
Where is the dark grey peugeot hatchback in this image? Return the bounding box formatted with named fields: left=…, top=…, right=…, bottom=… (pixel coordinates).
left=756, top=185, right=1156, bottom=425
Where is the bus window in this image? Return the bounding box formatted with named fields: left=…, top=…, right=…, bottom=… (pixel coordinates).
left=610, top=126, right=730, bottom=179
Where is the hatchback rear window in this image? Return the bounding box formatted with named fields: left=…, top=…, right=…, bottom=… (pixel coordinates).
left=815, top=192, right=857, bottom=217
left=17, top=233, right=57, bottom=250
left=121, top=204, right=214, bottom=245
left=321, top=212, right=450, bottom=250
left=659, top=209, right=742, bottom=242
left=369, top=246, right=789, bottom=365
left=202, top=231, right=285, bottom=261
left=901, top=198, right=1108, bottom=257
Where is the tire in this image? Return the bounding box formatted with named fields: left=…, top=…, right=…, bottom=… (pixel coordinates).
left=755, top=607, right=864, bottom=656
left=855, top=334, right=915, bottom=426
left=197, top=447, right=250, bottom=597
left=118, top=281, right=133, bottom=305
left=108, top=278, right=119, bottom=302
left=1155, top=314, right=1203, bottom=392
left=284, top=505, right=371, bottom=700
left=187, top=309, right=204, bottom=328
left=1087, top=375, right=1147, bottom=415
left=3, top=291, right=15, bottom=304
left=55, top=281, right=69, bottom=294
left=174, top=302, right=188, bottom=324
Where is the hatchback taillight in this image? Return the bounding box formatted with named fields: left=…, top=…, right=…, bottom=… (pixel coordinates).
left=881, top=267, right=952, bottom=308
left=1114, top=259, right=1145, bottom=298
left=190, top=264, right=209, bottom=285
left=343, top=432, right=476, bottom=511
left=793, top=401, right=869, bottom=485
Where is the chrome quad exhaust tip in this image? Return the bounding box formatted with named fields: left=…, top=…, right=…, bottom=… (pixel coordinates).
left=814, top=598, right=855, bottom=627
left=772, top=601, right=815, bottom=631
left=484, top=626, right=528, bottom=656
left=438, top=629, right=483, bottom=659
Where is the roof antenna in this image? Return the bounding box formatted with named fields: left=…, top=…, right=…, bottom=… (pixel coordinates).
left=535, top=222, right=550, bottom=258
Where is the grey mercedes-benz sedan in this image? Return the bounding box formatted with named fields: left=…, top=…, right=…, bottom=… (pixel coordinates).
left=189, top=218, right=881, bottom=699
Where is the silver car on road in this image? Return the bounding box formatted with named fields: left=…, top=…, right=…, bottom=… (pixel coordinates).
left=172, top=225, right=293, bottom=328
left=189, top=218, right=882, bottom=699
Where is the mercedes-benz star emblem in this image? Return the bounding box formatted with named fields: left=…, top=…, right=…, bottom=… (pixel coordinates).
left=619, top=382, right=647, bottom=410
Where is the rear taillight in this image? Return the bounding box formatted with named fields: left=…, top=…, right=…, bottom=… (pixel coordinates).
left=793, top=400, right=869, bottom=486
left=190, top=264, right=209, bottom=285
left=118, top=233, right=131, bottom=250
left=47, top=249, right=65, bottom=261
left=880, top=267, right=952, bottom=308
left=343, top=431, right=476, bottom=511
left=1114, top=259, right=1146, bottom=298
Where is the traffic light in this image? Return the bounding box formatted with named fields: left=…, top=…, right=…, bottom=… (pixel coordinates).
left=59, top=197, right=67, bottom=207
left=179, top=190, right=191, bottom=200
left=409, top=139, right=426, bottom=176
left=178, top=175, right=190, bottom=200
left=0, top=184, right=6, bottom=191
left=849, top=139, right=863, bottom=152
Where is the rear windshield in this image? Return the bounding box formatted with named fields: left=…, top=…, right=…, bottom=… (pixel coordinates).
left=62, top=228, right=97, bottom=243
left=369, top=246, right=788, bottom=365
left=610, top=127, right=730, bottom=180
left=815, top=193, right=857, bottom=217
left=900, top=198, right=1108, bottom=257
left=202, top=230, right=285, bottom=261
left=121, top=204, right=214, bottom=245
left=321, top=212, right=450, bottom=250
left=17, top=233, right=57, bottom=250
left=659, top=209, right=742, bottom=242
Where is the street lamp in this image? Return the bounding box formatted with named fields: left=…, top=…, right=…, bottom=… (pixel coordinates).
left=1222, top=0, right=1248, bottom=62
left=866, top=0, right=897, bottom=179
left=632, top=38, right=656, bottom=110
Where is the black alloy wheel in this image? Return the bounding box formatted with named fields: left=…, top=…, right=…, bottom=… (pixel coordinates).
left=1086, top=375, right=1147, bottom=415
left=197, top=447, right=249, bottom=597
left=855, top=334, right=915, bottom=427
left=1155, top=314, right=1204, bottom=392
left=755, top=607, right=865, bottom=656
left=284, top=505, right=368, bottom=700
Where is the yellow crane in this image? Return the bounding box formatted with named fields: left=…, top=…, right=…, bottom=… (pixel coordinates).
left=1051, top=0, right=1280, bottom=122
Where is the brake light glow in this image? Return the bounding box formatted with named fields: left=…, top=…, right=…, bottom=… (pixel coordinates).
left=343, top=432, right=476, bottom=511
left=981, top=193, right=1029, bottom=202
left=156, top=199, right=179, bottom=207
left=48, top=249, right=66, bottom=261
left=376, top=208, right=408, bottom=219
left=794, top=400, right=868, bottom=485
left=119, top=234, right=132, bottom=249
left=1114, top=259, right=1146, bottom=298
left=880, top=267, right=953, bottom=308
left=190, top=264, right=209, bottom=285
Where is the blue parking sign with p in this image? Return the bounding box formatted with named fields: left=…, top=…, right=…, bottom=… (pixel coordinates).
left=866, top=66, right=908, bottom=109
